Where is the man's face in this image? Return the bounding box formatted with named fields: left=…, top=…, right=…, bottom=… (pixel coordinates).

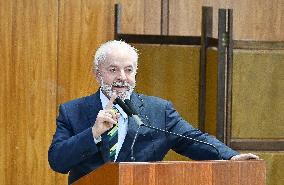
left=96, top=48, right=137, bottom=100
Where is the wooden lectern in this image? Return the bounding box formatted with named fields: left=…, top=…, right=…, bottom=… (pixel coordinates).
left=72, top=160, right=265, bottom=185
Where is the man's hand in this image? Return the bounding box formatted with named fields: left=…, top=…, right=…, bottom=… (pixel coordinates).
left=92, top=94, right=120, bottom=139
left=230, top=153, right=259, bottom=160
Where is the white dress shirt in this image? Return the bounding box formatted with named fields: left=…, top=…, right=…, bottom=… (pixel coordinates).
left=95, top=89, right=129, bottom=161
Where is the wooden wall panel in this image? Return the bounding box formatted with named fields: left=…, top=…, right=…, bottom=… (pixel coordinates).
left=0, top=1, right=12, bottom=184
left=232, top=50, right=284, bottom=139
left=169, top=0, right=230, bottom=37
left=169, top=0, right=284, bottom=41
left=57, top=0, right=115, bottom=104
left=134, top=45, right=200, bottom=126
left=116, top=0, right=161, bottom=34
left=232, top=50, right=284, bottom=185
left=0, top=0, right=58, bottom=184
left=143, top=0, right=161, bottom=34
left=204, top=49, right=218, bottom=136
left=228, top=0, right=284, bottom=41
left=169, top=0, right=203, bottom=36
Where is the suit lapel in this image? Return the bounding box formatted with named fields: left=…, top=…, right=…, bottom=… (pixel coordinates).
left=82, top=90, right=110, bottom=162
left=83, top=91, right=101, bottom=124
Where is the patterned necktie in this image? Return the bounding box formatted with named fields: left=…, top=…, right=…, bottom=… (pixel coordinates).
left=107, top=107, right=119, bottom=161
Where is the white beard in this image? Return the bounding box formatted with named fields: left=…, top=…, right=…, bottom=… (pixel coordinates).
left=100, top=78, right=135, bottom=100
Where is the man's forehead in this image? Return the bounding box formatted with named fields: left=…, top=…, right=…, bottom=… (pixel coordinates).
left=105, top=62, right=134, bottom=68
left=108, top=46, right=129, bottom=56
left=97, top=47, right=137, bottom=69
left=98, top=58, right=135, bottom=68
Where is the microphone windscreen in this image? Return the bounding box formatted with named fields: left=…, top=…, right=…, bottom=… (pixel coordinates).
left=124, top=99, right=138, bottom=115
left=115, top=98, right=133, bottom=116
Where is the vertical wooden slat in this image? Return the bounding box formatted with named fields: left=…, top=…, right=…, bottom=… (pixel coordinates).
left=0, top=0, right=58, bottom=184
left=226, top=9, right=233, bottom=146
left=217, top=9, right=227, bottom=142
left=199, top=6, right=213, bottom=131
left=161, top=0, right=169, bottom=35
left=0, top=1, right=12, bottom=184
left=114, top=3, right=122, bottom=38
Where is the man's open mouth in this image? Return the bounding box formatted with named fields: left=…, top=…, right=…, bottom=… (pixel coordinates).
left=112, top=85, right=128, bottom=90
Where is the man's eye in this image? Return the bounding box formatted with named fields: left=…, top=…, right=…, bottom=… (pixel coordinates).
left=109, top=68, right=116, bottom=72
left=126, top=68, right=133, bottom=73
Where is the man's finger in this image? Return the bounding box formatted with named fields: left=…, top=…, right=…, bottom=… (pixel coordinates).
left=105, top=93, right=117, bottom=110
left=231, top=153, right=259, bottom=160
left=247, top=153, right=259, bottom=159
left=102, top=117, right=117, bottom=125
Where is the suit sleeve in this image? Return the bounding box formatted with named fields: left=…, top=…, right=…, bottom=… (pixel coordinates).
left=165, top=101, right=239, bottom=160
left=48, top=104, right=99, bottom=174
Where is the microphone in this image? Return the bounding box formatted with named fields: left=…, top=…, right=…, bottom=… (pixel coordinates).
left=124, top=99, right=223, bottom=160
left=124, top=99, right=138, bottom=115
left=116, top=98, right=144, bottom=126
left=115, top=98, right=134, bottom=116
left=115, top=98, right=141, bottom=161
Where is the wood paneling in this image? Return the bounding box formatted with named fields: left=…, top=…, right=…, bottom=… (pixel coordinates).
left=169, top=0, right=229, bottom=37
left=0, top=0, right=58, bottom=184
left=116, top=0, right=161, bottom=34
left=134, top=45, right=200, bottom=126
left=230, top=50, right=284, bottom=185
left=169, top=0, right=203, bottom=36
left=1, top=1, right=283, bottom=184
left=57, top=0, right=115, bottom=103
left=205, top=49, right=218, bottom=136
left=116, top=0, right=284, bottom=40
left=232, top=50, right=284, bottom=139
left=0, top=1, right=12, bottom=184
left=169, top=0, right=284, bottom=41
left=231, top=139, right=284, bottom=151
left=228, top=0, right=284, bottom=41
left=234, top=41, right=284, bottom=50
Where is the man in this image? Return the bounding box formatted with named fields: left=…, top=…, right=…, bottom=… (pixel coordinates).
left=48, top=40, right=259, bottom=184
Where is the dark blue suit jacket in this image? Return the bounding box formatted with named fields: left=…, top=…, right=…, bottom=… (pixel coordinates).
left=48, top=91, right=238, bottom=184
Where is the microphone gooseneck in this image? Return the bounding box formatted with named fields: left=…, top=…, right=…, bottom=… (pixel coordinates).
left=118, top=98, right=223, bottom=160
left=130, top=125, right=141, bottom=162
left=138, top=123, right=222, bottom=160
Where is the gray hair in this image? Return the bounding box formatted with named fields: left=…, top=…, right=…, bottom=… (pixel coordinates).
left=94, top=40, right=139, bottom=70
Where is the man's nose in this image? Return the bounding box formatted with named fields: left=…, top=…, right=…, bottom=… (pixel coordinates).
left=117, top=70, right=127, bottom=80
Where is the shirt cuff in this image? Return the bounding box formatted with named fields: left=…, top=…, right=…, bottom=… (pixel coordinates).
left=93, top=136, right=102, bottom=144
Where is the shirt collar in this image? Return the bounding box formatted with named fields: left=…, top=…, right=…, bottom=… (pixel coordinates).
left=99, top=88, right=129, bottom=120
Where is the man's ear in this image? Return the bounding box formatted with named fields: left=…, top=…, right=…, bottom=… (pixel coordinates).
left=92, top=67, right=100, bottom=83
